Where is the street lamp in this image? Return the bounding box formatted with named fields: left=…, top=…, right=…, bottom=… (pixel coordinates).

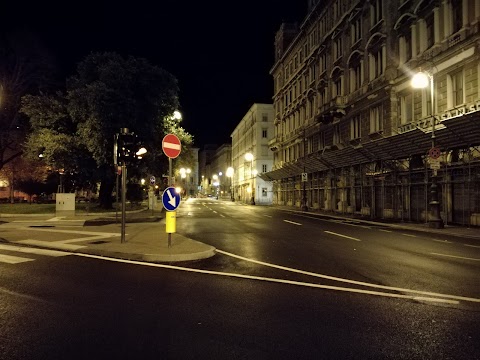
left=226, top=166, right=234, bottom=201
left=411, top=71, right=444, bottom=229
left=244, top=152, right=255, bottom=205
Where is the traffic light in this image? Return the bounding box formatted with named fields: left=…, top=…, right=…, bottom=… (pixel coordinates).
left=116, top=133, right=138, bottom=164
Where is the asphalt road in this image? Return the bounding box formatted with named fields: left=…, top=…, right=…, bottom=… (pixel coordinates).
left=0, top=198, right=479, bottom=359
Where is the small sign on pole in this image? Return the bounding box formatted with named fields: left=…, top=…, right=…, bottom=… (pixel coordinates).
left=302, top=173, right=308, bottom=182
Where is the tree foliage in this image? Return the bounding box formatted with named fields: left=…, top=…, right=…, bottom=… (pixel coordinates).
left=0, top=30, right=57, bottom=172
left=20, top=51, right=190, bottom=208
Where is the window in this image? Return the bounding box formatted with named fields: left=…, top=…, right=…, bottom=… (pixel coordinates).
left=262, top=164, right=267, bottom=173
left=369, top=105, right=383, bottom=133
left=400, top=93, right=413, bottom=124
left=351, top=17, right=362, bottom=45
left=310, top=64, right=316, bottom=83
left=333, top=75, right=342, bottom=97
left=425, top=13, right=434, bottom=48
left=370, top=0, right=383, bottom=27
left=399, top=32, right=412, bottom=64
left=262, top=188, right=268, bottom=197
left=370, top=46, right=384, bottom=79
left=334, top=37, right=343, bottom=60
left=350, top=115, right=361, bottom=139
left=262, top=114, right=268, bottom=122
left=262, top=129, right=268, bottom=138
left=452, top=1, right=463, bottom=33
left=349, top=54, right=362, bottom=92
left=450, top=70, right=464, bottom=107
left=319, top=131, right=325, bottom=149
left=333, top=124, right=341, bottom=145
left=320, top=52, right=327, bottom=73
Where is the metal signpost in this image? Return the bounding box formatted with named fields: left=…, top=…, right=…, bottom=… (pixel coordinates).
left=162, top=134, right=182, bottom=247
left=162, top=187, right=181, bottom=247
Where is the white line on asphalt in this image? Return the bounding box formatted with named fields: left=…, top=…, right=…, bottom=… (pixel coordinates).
left=0, top=244, right=70, bottom=257
left=0, top=254, right=34, bottom=264
left=213, top=211, right=217, bottom=214
left=464, top=244, right=480, bottom=248
left=324, top=231, right=361, bottom=241
left=283, top=220, right=302, bottom=226
left=379, top=229, right=392, bottom=233
left=264, top=215, right=272, bottom=218
left=74, top=253, right=460, bottom=305
left=402, top=234, right=417, bottom=237
left=430, top=253, right=480, bottom=262
left=214, top=249, right=479, bottom=304
left=220, top=214, right=225, bottom=218
left=433, top=239, right=452, bottom=243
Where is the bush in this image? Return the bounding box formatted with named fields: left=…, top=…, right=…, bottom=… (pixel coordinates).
left=126, top=183, right=143, bottom=204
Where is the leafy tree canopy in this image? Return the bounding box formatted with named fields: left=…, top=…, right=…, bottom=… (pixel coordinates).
left=21, top=51, right=191, bottom=208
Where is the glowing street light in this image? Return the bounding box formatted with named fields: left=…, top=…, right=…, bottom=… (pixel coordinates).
left=411, top=70, right=444, bottom=229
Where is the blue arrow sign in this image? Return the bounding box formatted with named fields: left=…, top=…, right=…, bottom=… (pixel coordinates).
left=162, top=187, right=181, bottom=211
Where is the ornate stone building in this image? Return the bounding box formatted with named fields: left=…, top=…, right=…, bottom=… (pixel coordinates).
left=263, top=0, right=480, bottom=226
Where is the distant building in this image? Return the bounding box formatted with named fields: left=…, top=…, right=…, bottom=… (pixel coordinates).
left=231, top=103, right=275, bottom=204
left=265, top=0, right=480, bottom=226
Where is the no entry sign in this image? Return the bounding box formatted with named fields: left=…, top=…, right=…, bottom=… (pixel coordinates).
left=162, top=134, right=181, bottom=159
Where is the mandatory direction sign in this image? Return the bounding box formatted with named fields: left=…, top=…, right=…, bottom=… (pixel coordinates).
left=162, top=186, right=181, bottom=211
left=162, top=134, right=181, bottom=159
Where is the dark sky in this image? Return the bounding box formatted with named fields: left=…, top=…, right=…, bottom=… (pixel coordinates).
left=3, top=1, right=307, bottom=147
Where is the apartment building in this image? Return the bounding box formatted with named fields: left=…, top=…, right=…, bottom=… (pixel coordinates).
left=231, top=103, right=275, bottom=204
left=264, top=0, right=480, bottom=226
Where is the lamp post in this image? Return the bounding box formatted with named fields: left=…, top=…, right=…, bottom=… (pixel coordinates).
left=411, top=71, right=444, bottom=229
left=226, top=166, right=234, bottom=201
left=245, top=152, right=255, bottom=205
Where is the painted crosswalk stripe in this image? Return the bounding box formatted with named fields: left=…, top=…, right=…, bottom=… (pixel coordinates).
left=0, top=254, right=34, bottom=264
left=0, top=244, right=69, bottom=257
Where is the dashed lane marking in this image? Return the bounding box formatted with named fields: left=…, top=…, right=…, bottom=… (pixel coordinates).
left=324, top=231, right=361, bottom=242
left=464, top=244, right=480, bottom=248
left=430, top=253, right=480, bottom=262
left=283, top=220, right=302, bottom=226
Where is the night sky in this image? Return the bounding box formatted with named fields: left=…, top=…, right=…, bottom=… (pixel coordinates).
left=3, top=1, right=307, bottom=147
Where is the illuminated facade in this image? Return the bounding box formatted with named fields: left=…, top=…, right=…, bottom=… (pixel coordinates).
left=264, top=0, right=480, bottom=225
left=231, top=103, right=274, bottom=204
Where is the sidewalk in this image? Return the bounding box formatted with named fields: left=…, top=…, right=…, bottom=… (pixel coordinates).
left=0, top=207, right=216, bottom=263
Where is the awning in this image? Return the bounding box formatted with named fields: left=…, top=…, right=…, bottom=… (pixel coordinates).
left=260, top=113, right=480, bottom=181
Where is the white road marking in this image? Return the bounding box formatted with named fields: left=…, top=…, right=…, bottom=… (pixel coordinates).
left=220, top=214, right=225, bottom=218
left=402, top=233, right=417, bottom=237
left=16, top=240, right=84, bottom=250
left=215, top=249, right=478, bottom=304
left=379, top=229, right=392, bottom=233
left=74, top=253, right=460, bottom=305
left=0, top=254, right=34, bottom=264
left=264, top=215, right=272, bottom=218
left=430, top=253, right=480, bottom=262
left=0, top=244, right=70, bottom=257
left=433, top=239, right=452, bottom=243
left=283, top=220, right=302, bottom=226
left=324, top=231, right=361, bottom=242
left=213, top=211, right=217, bottom=214
left=464, top=244, right=480, bottom=248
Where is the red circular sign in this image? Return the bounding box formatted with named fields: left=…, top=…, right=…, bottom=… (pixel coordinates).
left=428, top=147, right=441, bottom=159
left=162, top=134, right=181, bottom=158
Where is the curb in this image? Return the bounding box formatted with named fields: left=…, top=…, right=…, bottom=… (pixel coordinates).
left=282, top=208, right=480, bottom=240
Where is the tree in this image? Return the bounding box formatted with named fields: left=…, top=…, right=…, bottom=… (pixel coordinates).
left=21, top=52, right=188, bottom=209
left=0, top=29, right=57, bottom=172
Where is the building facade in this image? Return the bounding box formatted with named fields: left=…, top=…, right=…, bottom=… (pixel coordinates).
left=264, top=0, right=480, bottom=226
left=231, top=103, right=275, bottom=204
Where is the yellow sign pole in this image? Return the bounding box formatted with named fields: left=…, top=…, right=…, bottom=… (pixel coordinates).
left=165, top=210, right=176, bottom=247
